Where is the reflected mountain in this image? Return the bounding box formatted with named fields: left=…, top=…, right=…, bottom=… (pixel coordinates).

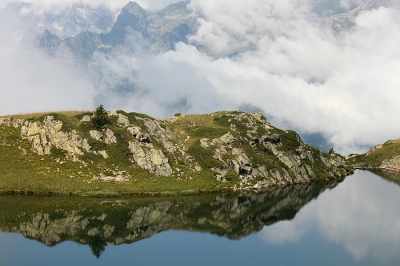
left=0, top=180, right=341, bottom=258
left=369, top=169, right=400, bottom=186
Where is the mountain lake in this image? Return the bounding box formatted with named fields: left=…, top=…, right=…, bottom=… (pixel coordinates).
left=0, top=170, right=399, bottom=266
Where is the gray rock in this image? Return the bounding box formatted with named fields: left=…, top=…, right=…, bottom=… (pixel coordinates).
left=128, top=127, right=152, bottom=143
left=200, top=138, right=210, bottom=148
left=118, top=113, right=130, bottom=126
left=97, top=150, right=109, bottom=159
left=263, top=134, right=281, bottom=144
left=128, top=140, right=172, bottom=176
left=231, top=148, right=252, bottom=175
left=108, top=109, right=118, bottom=116
left=105, top=128, right=117, bottom=144
left=90, top=130, right=103, bottom=141
left=81, top=115, right=91, bottom=122
left=220, top=133, right=236, bottom=145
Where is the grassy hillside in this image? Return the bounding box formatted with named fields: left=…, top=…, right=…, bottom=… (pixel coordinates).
left=348, top=139, right=400, bottom=170
left=0, top=109, right=353, bottom=196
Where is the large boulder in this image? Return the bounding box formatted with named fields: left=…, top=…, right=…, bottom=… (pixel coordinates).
left=128, top=141, right=172, bottom=176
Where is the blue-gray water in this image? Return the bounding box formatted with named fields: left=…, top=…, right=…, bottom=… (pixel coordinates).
left=1, top=170, right=400, bottom=266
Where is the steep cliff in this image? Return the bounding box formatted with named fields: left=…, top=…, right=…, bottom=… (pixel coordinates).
left=0, top=109, right=353, bottom=194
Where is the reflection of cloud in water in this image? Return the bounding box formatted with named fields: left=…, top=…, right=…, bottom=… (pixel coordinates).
left=260, top=170, right=400, bottom=261
left=316, top=171, right=400, bottom=260
left=260, top=220, right=304, bottom=244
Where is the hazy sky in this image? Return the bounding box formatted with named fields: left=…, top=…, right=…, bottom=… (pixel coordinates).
left=1, top=0, right=399, bottom=154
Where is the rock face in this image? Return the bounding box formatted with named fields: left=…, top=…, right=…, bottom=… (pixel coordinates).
left=89, top=129, right=117, bottom=144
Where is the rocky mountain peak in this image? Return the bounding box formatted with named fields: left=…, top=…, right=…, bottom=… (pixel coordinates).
left=106, top=1, right=150, bottom=45
left=123, top=1, right=147, bottom=16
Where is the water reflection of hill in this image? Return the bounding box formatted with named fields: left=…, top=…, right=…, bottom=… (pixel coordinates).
left=0, top=180, right=341, bottom=258
left=369, top=169, right=400, bottom=186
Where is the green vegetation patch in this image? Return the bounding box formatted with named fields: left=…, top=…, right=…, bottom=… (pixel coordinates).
left=187, top=141, right=224, bottom=169
left=192, top=127, right=228, bottom=139
left=269, top=128, right=301, bottom=152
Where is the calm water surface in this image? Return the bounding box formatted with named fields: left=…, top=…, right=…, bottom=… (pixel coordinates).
left=1, top=170, right=400, bottom=266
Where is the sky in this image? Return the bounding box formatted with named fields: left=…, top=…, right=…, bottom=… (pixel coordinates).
left=0, top=0, right=399, bottom=155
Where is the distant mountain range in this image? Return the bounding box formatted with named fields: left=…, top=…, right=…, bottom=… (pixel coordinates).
left=6, top=0, right=398, bottom=63
left=7, top=1, right=197, bottom=59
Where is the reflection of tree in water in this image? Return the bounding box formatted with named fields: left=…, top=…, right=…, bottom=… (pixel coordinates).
left=88, top=235, right=107, bottom=258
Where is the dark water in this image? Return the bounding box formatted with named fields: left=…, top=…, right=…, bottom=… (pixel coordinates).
left=1, top=170, right=400, bottom=266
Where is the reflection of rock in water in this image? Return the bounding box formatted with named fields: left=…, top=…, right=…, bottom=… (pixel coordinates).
left=193, top=181, right=340, bottom=240
left=370, top=169, right=400, bottom=186
left=0, top=180, right=341, bottom=257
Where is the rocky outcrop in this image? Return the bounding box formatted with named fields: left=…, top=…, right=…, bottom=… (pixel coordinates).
left=89, top=128, right=117, bottom=144
left=185, top=111, right=350, bottom=189
left=128, top=141, right=172, bottom=177
left=381, top=156, right=400, bottom=171
left=117, top=113, right=130, bottom=126
left=20, top=116, right=91, bottom=160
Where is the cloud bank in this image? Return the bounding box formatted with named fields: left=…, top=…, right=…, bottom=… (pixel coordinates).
left=1, top=0, right=399, bottom=154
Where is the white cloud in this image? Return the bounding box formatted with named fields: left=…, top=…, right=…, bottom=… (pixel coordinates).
left=0, top=42, right=96, bottom=115
left=176, top=1, right=400, bottom=154
left=1, top=0, right=400, bottom=154
left=314, top=171, right=400, bottom=260
left=260, top=220, right=305, bottom=244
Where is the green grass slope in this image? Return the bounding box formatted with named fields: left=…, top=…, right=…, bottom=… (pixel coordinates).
left=348, top=139, right=400, bottom=171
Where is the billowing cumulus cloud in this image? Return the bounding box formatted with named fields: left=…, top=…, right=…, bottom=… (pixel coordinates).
left=1, top=0, right=400, bottom=154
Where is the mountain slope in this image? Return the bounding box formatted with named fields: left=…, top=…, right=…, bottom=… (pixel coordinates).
left=0, top=109, right=353, bottom=195
left=349, top=138, right=400, bottom=172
